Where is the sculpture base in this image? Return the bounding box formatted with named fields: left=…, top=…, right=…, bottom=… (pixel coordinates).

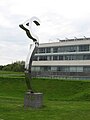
left=24, top=92, right=43, bottom=108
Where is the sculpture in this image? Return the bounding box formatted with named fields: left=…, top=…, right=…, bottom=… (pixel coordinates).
left=19, top=17, right=40, bottom=93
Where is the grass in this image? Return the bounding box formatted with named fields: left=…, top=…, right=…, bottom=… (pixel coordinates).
left=0, top=71, right=90, bottom=120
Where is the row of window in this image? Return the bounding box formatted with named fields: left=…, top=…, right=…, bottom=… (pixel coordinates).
left=36, top=45, right=89, bottom=53
left=33, top=54, right=90, bottom=61
left=31, top=66, right=90, bottom=72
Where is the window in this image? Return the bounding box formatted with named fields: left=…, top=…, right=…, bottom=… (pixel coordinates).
left=46, top=47, right=51, bottom=53
left=71, top=55, right=77, bottom=60
left=70, top=67, right=77, bottom=72
left=83, top=54, right=90, bottom=60
left=64, top=46, right=70, bottom=52
left=59, top=47, right=64, bottom=52
left=65, top=55, right=70, bottom=60
left=79, top=45, right=89, bottom=51
left=47, top=56, right=52, bottom=60
left=39, top=48, right=45, bottom=53
left=40, top=66, right=51, bottom=71
left=77, top=55, right=83, bottom=60
left=69, top=46, right=77, bottom=52
left=31, top=67, right=40, bottom=71
left=57, top=66, right=70, bottom=72
left=65, top=55, right=77, bottom=60
left=53, top=56, right=58, bottom=60
left=59, top=55, right=63, bottom=60
left=57, top=66, right=61, bottom=71
left=83, top=66, right=90, bottom=72
left=33, top=56, right=38, bottom=61
left=51, top=66, right=57, bottom=71
left=53, top=47, right=59, bottom=53
left=77, top=67, right=83, bottom=72
left=62, top=66, right=70, bottom=72
left=32, top=66, right=90, bottom=73
left=39, top=56, right=47, bottom=61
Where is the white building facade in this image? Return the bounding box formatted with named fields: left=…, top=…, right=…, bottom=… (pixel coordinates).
left=32, top=37, right=90, bottom=79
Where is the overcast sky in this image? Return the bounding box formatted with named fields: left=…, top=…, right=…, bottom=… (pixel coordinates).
left=0, top=0, right=90, bottom=65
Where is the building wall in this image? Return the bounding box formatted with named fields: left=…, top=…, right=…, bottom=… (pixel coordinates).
left=32, top=60, right=90, bottom=66
left=32, top=38, right=90, bottom=79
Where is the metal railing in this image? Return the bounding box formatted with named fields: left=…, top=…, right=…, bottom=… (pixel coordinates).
left=31, top=71, right=90, bottom=80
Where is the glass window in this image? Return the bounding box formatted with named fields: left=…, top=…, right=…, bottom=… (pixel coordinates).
left=83, top=54, right=90, bottom=60
left=64, top=46, right=70, bottom=52
left=39, top=48, right=45, bottom=53
left=32, top=66, right=89, bottom=73
left=69, top=46, right=77, bottom=52
left=70, top=67, right=77, bottom=72
left=35, top=67, right=40, bottom=71
left=53, top=47, right=59, bottom=53
left=47, top=56, right=52, bottom=60
left=64, top=67, right=70, bottom=72
left=72, top=55, right=77, bottom=60
left=65, top=55, right=70, bottom=60
left=53, top=56, right=58, bottom=60
left=31, top=67, right=40, bottom=71
left=46, top=47, right=51, bottom=53
left=83, top=66, right=90, bottom=72
left=59, top=46, right=77, bottom=52
left=39, top=56, right=47, bottom=61
left=77, top=55, right=83, bottom=60
left=31, top=67, right=34, bottom=71
left=40, top=66, right=51, bottom=71
left=33, top=56, right=38, bottom=61
left=59, top=47, right=64, bottom=52
left=59, top=55, right=63, bottom=60
left=77, top=67, right=83, bottom=72
left=79, top=45, right=89, bottom=51
left=51, top=66, right=57, bottom=71
left=57, top=66, right=61, bottom=71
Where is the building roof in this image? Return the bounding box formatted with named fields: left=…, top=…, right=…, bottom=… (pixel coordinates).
left=39, top=37, right=90, bottom=47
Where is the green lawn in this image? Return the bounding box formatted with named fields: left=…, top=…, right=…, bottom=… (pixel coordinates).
left=0, top=71, right=90, bottom=120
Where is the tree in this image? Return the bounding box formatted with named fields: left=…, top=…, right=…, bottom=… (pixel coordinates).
left=0, top=65, right=3, bottom=70
left=2, top=61, right=25, bottom=72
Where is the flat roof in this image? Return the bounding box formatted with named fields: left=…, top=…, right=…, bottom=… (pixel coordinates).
left=39, top=37, right=90, bottom=47
left=59, top=37, right=90, bottom=42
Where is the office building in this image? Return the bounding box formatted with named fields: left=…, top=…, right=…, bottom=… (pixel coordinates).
left=32, top=37, right=90, bottom=79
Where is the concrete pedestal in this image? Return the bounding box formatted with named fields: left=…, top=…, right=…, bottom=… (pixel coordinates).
left=24, top=92, right=43, bottom=108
